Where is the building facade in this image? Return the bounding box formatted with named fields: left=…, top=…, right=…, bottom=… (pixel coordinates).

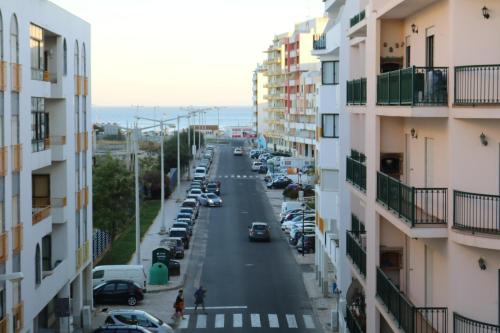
left=0, top=1, right=92, bottom=332
left=314, top=0, right=500, bottom=332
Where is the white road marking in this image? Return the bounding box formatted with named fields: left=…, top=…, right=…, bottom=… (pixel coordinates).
left=179, top=315, right=190, bottom=329
left=303, top=314, right=315, bottom=329
left=231, top=175, right=235, bottom=178
left=225, top=175, right=228, bottom=178
left=196, top=314, right=207, bottom=328
left=268, top=314, right=279, bottom=328
left=243, top=175, right=247, bottom=178
left=250, top=313, right=261, bottom=328
left=286, top=314, right=298, bottom=328
left=185, top=305, right=248, bottom=310
left=237, top=175, right=241, bottom=178
left=215, top=314, right=224, bottom=328
left=233, top=313, right=243, bottom=328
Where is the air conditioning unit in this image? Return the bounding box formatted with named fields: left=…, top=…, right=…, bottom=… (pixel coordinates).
left=82, top=306, right=91, bottom=331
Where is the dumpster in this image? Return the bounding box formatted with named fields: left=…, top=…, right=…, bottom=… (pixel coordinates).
left=149, top=262, right=169, bottom=285
left=152, top=247, right=171, bottom=266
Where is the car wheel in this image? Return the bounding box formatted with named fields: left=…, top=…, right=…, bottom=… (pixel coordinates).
left=127, top=296, right=137, bottom=306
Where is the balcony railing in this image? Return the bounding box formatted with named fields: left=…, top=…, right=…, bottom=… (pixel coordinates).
left=350, top=9, right=366, bottom=27
left=313, top=33, right=326, bottom=50
left=346, top=231, right=366, bottom=277
left=12, top=224, right=22, bottom=254
left=346, top=306, right=366, bottom=333
left=377, top=171, right=448, bottom=227
left=455, top=65, right=500, bottom=105
left=346, top=156, right=366, bottom=192
left=32, top=138, right=50, bottom=153
left=453, top=190, right=499, bottom=235
left=33, top=197, right=51, bottom=225
left=377, top=267, right=448, bottom=333
left=347, top=78, right=367, bottom=105
left=12, top=144, right=22, bottom=172
left=453, top=312, right=500, bottom=333
left=377, top=66, right=448, bottom=106
left=0, top=61, right=6, bottom=91
left=0, top=232, right=7, bottom=264
left=11, top=63, right=22, bottom=92
left=12, top=302, right=23, bottom=333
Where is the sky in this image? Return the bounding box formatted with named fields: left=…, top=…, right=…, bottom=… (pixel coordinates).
left=49, top=0, right=324, bottom=107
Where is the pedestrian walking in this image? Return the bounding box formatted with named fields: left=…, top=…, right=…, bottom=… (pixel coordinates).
left=194, top=286, right=207, bottom=313
left=172, top=289, right=185, bottom=319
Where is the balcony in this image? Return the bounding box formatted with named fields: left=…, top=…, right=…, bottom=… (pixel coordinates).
left=377, top=67, right=448, bottom=106
left=0, top=232, right=7, bottom=264
left=0, top=61, right=6, bottom=91
left=453, top=190, right=499, bottom=234
left=32, top=138, right=50, bottom=153
left=12, top=302, right=23, bottom=333
left=350, top=9, right=366, bottom=27
left=32, top=197, right=51, bottom=225
left=377, top=267, right=448, bottom=333
left=346, top=156, right=366, bottom=192
left=346, top=230, right=366, bottom=277
left=75, top=75, right=82, bottom=95
left=11, top=63, right=22, bottom=92
left=377, top=171, right=447, bottom=228
left=453, top=313, right=499, bottom=333
left=347, top=78, right=367, bottom=105
left=12, top=224, right=23, bottom=254
left=0, top=147, right=7, bottom=176
left=83, top=77, right=89, bottom=96
left=313, top=33, right=326, bottom=50
left=454, top=65, right=500, bottom=105
left=52, top=197, right=67, bottom=224
left=12, top=144, right=22, bottom=172
left=346, top=306, right=366, bottom=333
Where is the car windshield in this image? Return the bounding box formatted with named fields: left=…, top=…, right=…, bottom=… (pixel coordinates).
left=191, top=190, right=201, bottom=194
left=253, top=224, right=267, bottom=230
left=207, top=194, right=218, bottom=199
left=170, top=231, right=186, bottom=238
left=207, top=185, right=217, bottom=189
left=144, top=312, right=163, bottom=325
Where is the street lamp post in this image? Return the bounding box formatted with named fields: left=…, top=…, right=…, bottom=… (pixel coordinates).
left=134, top=122, right=141, bottom=264
left=177, top=116, right=181, bottom=197
left=159, top=121, right=165, bottom=233
left=299, top=190, right=305, bottom=257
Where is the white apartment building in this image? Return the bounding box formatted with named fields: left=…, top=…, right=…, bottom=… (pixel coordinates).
left=313, top=0, right=500, bottom=332
left=252, top=65, right=267, bottom=137
left=0, top=1, right=92, bottom=332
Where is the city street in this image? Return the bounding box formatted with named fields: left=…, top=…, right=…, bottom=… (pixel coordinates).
left=177, top=142, right=322, bottom=332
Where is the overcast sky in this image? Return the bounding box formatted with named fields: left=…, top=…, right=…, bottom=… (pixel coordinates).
left=49, top=0, right=324, bottom=106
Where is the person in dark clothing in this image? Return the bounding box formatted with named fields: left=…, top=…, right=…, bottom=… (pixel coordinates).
left=173, top=289, right=185, bottom=319
left=194, top=286, right=207, bottom=313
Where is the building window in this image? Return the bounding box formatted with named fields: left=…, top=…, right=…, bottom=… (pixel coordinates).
left=426, top=35, right=434, bottom=67
left=30, top=24, right=45, bottom=80
left=321, top=61, right=339, bottom=85
left=10, top=14, right=19, bottom=63
left=321, top=114, right=339, bottom=138
left=35, top=244, right=41, bottom=285
left=31, top=97, right=49, bottom=152
left=63, top=39, right=67, bottom=76
left=321, top=169, right=339, bottom=192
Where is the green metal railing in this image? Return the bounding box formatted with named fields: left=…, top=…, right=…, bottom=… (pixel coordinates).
left=377, top=267, right=448, bottom=333
left=313, top=33, right=326, bottom=50
left=350, top=9, right=366, bottom=27
left=346, top=156, right=366, bottom=192
left=351, top=214, right=365, bottom=234
left=377, top=66, right=448, bottom=106
left=346, top=230, right=366, bottom=277
left=453, top=190, right=500, bottom=235
left=346, top=306, right=366, bottom=333
left=454, top=312, right=500, bottom=333
left=376, top=171, right=448, bottom=227
left=347, top=78, right=367, bottom=105
left=455, top=65, right=500, bottom=105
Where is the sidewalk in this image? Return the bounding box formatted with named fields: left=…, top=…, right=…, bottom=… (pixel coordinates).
left=128, top=174, right=191, bottom=292
left=262, top=175, right=338, bottom=332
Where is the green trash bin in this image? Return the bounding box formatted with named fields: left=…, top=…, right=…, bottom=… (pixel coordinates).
left=149, top=262, right=169, bottom=285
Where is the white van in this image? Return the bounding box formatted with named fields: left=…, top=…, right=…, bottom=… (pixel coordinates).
left=194, top=167, right=207, bottom=178
left=280, top=201, right=304, bottom=219
left=92, top=265, right=147, bottom=290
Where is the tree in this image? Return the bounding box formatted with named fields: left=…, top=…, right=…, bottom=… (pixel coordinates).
left=93, top=155, right=134, bottom=240
left=163, top=131, right=202, bottom=172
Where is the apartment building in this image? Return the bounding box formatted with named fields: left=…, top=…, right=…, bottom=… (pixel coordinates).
left=252, top=64, right=267, bottom=136
left=262, top=18, right=327, bottom=158
left=0, top=1, right=92, bottom=332
left=335, top=0, right=500, bottom=332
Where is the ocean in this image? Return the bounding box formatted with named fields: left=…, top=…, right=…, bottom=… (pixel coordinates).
left=92, top=106, right=254, bottom=130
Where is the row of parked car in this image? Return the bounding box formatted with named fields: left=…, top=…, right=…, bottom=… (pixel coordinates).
left=279, top=201, right=316, bottom=254
left=92, top=145, right=219, bottom=332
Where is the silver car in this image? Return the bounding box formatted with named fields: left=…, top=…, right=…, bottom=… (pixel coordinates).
left=104, top=309, right=173, bottom=333
left=199, top=193, right=223, bottom=207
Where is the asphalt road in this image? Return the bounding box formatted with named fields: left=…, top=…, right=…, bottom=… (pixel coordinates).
left=178, top=141, right=321, bottom=332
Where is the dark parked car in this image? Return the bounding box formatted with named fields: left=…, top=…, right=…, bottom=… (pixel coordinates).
left=160, top=237, right=184, bottom=259
left=93, top=280, right=144, bottom=306
left=258, top=165, right=268, bottom=174
left=248, top=222, right=271, bottom=242
left=169, top=228, right=190, bottom=249
left=297, top=235, right=315, bottom=253
left=94, top=325, right=153, bottom=333
left=267, top=177, right=292, bottom=189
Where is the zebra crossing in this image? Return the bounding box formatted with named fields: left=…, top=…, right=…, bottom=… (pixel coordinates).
left=178, top=313, right=317, bottom=330
left=215, top=174, right=261, bottom=179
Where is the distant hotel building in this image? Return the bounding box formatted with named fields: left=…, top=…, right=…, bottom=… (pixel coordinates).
left=1, top=0, right=92, bottom=332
